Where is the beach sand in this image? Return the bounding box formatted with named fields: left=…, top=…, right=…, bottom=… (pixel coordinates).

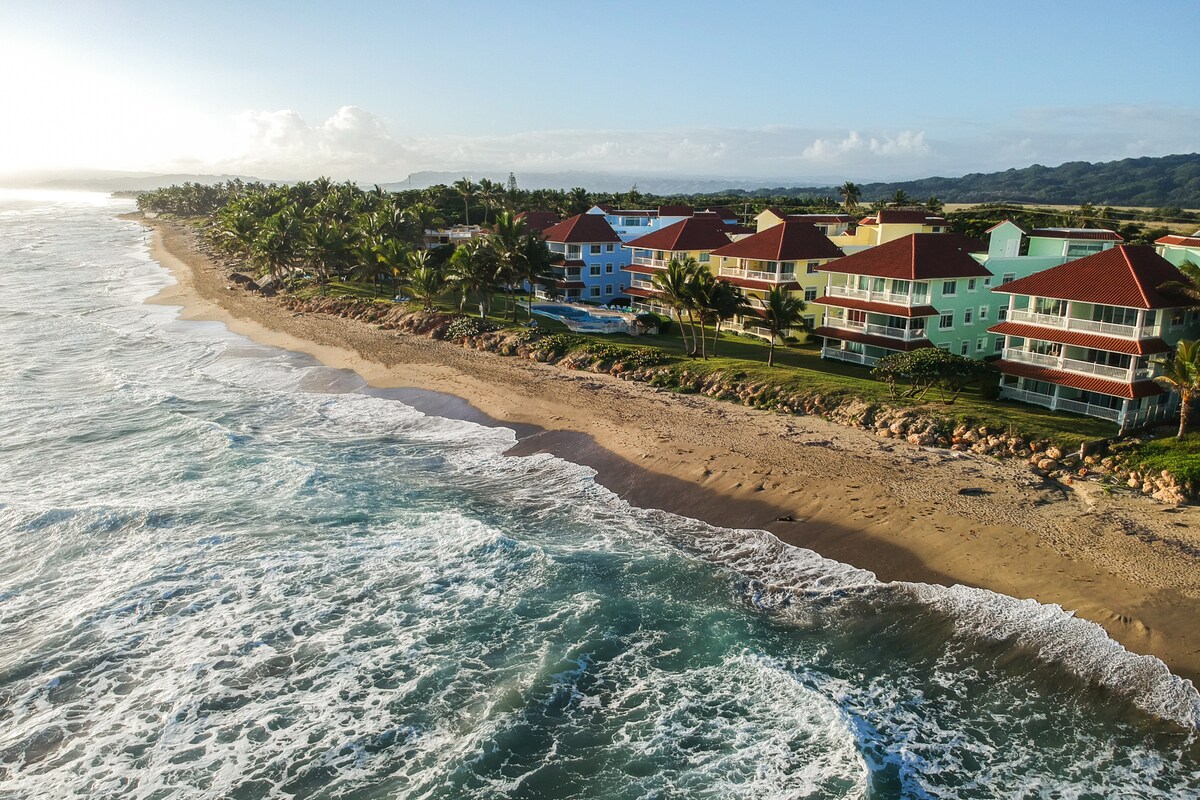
left=138, top=216, right=1200, bottom=683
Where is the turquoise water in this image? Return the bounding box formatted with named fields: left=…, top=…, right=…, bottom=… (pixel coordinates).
left=0, top=191, right=1198, bottom=799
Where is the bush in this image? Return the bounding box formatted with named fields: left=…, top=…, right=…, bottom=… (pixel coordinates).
left=445, top=315, right=498, bottom=340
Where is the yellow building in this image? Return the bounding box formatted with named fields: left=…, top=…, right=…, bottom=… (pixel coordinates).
left=709, top=220, right=846, bottom=341
left=754, top=208, right=852, bottom=237
left=830, top=209, right=949, bottom=253
left=622, top=214, right=748, bottom=313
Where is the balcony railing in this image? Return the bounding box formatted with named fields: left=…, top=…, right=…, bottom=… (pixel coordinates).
left=631, top=253, right=672, bottom=269
left=1054, top=397, right=1122, bottom=422
left=719, top=267, right=797, bottom=283
left=825, top=316, right=926, bottom=341
left=999, top=386, right=1055, bottom=409
left=826, top=284, right=929, bottom=306
left=1006, top=308, right=1143, bottom=339
left=821, top=346, right=879, bottom=366
left=1002, top=348, right=1151, bottom=381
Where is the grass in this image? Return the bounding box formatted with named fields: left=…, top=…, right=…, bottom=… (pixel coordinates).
left=300, top=279, right=1122, bottom=447
left=1116, top=433, right=1200, bottom=483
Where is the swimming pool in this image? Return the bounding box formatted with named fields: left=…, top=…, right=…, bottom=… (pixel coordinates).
left=530, top=303, right=636, bottom=334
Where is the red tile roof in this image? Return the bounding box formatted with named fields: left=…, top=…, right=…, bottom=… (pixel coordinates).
left=1156, top=233, right=1200, bottom=248
left=625, top=286, right=660, bottom=298
left=1029, top=228, right=1123, bottom=241
left=709, top=219, right=845, bottom=261
left=657, top=205, right=694, bottom=217
left=787, top=213, right=853, bottom=224
left=622, top=263, right=662, bottom=276
left=542, top=213, right=622, bottom=244
left=514, top=211, right=561, bottom=232
left=994, top=360, right=1164, bottom=399
left=877, top=210, right=943, bottom=225
left=814, top=327, right=934, bottom=351
left=985, top=220, right=1030, bottom=235
left=993, top=246, right=1191, bottom=309
left=817, top=296, right=940, bottom=318
left=703, top=206, right=739, bottom=221
left=985, top=321, right=1173, bottom=355
left=625, top=217, right=736, bottom=252
left=822, top=233, right=990, bottom=280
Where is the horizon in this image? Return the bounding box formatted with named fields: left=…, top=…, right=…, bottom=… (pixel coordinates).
left=2, top=1, right=1197, bottom=184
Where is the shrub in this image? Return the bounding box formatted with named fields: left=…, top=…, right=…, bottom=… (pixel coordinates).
left=445, top=315, right=498, bottom=340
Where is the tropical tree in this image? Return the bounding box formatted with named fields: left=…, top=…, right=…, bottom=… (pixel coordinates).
left=453, top=177, right=476, bottom=226
left=566, top=187, right=591, bottom=215
left=651, top=257, right=702, bottom=355
left=1153, top=339, right=1200, bottom=438
left=402, top=251, right=447, bottom=310
left=890, top=189, right=912, bottom=208
left=925, top=196, right=944, bottom=214
left=477, top=178, right=502, bottom=224
left=449, top=238, right=499, bottom=317
left=1159, top=260, right=1200, bottom=311
left=514, top=233, right=558, bottom=319
left=761, top=286, right=808, bottom=366
left=488, top=211, right=528, bottom=319
left=306, top=219, right=358, bottom=293
left=704, top=281, right=748, bottom=358
left=838, top=181, right=861, bottom=213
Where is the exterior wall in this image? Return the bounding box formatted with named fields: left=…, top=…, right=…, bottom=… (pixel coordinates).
left=829, top=222, right=942, bottom=253
left=547, top=240, right=631, bottom=302
left=986, top=222, right=1025, bottom=259
left=1026, top=236, right=1116, bottom=259
left=925, top=275, right=1005, bottom=357
left=754, top=210, right=787, bottom=233
left=1157, top=243, right=1200, bottom=268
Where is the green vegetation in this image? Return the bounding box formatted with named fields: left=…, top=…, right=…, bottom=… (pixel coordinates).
left=1117, top=434, right=1200, bottom=484
left=1153, top=340, right=1199, bottom=438
left=872, top=349, right=998, bottom=404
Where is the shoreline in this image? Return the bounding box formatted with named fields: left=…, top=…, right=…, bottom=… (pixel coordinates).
left=135, top=215, right=1200, bottom=683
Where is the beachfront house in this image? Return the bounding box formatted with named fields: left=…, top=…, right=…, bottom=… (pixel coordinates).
left=622, top=215, right=744, bottom=315
left=422, top=224, right=485, bottom=249
left=828, top=209, right=950, bottom=254
left=1155, top=230, right=1200, bottom=268
left=988, top=245, right=1197, bottom=430
left=707, top=219, right=846, bottom=341
left=539, top=213, right=628, bottom=302
left=814, top=233, right=994, bottom=365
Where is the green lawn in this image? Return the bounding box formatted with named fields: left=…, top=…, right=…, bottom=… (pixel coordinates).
left=309, top=280, right=1122, bottom=447
left=1114, top=433, right=1200, bottom=483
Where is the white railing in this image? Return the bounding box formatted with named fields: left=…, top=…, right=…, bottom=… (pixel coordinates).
left=1007, top=308, right=1142, bottom=339
left=821, top=346, right=879, bottom=366
left=826, top=284, right=929, bottom=306
left=719, top=267, right=797, bottom=283
left=1000, top=386, right=1055, bottom=409
left=1055, top=397, right=1122, bottom=422
left=631, top=253, right=672, bottom=269
left=630, top=277, right=656, bottom=291
left=1003, top=348, right=1153, bottom=381
left=826, top=316, right=925, bottom=341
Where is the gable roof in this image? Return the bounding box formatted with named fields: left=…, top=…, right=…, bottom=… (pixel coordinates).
left=514, top=211, right=561, bottom=233
left=709, top=219, right=845, bottom=261
left=703, top=206, right=739, bottom=221
left=787, top=213, right=853, bottom=224
left=657, top=204, right=694, bottom=217
left=985, top=220, right=1030, bottom=235
left=542, top=213, right=622, bottom=244
left=823, top=233, right=989, bottom=280
left=625, top=216, right=736, bottom=252
left=993, top=245, right=1190, bottom=309
left=1028, top=227, right=1123, bottom=241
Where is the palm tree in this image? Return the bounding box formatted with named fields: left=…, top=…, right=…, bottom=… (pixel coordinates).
left=837, top=181, right=860, bottom=213
left=514, top=233, right=558, bottom=319
left=402, top=251, right=447, bottom=311
left=704, top=281, right=748, bottom=358
left=925, top=196, right=944, bottom=214
left=890, top=189, right=912, bottom=208
left=477, top=178, right=501, bottom=224
left=566, top=187, right=591, bottom=215
left=1153, top=339, right=1200, bottom=438
left=453, top=177, right=476, bottom=226
left=488, top=211, right=528, bottom=319
left=651, top=257, right=702, bottom=355
left=449, top=239, right=499, bottom=317
left=761, top=287, right=808, bottom=367
left=1159, top=260, right=1200, bottom=311
left=306, top=219, right=357, bottom=294
left=402, top=202, right=444, bottom=245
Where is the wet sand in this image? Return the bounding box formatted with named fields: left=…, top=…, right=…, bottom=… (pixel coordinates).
left=137, top=215, right=1200, bottom=683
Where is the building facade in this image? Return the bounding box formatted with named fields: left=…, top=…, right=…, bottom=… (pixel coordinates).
left=622, top=216, right=744, bottom=314
left=540, top=213, right=629, bottom=302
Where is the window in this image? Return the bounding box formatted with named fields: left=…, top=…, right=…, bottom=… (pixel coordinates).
left=979, top=306, right=988, bottom=320
left=931, top=226, right=942, bottom=233
left=619, top=284, right=626, bottom=292
left=605, top=263, right=614, bottom=273
left=976, top=338, right=986, bottom=352
left=994, top=338, right=1004, bottom=353
left=998, top=306, right=1008, bottom=321
left=942, top=280, right=957, bottom=296
left=590, top=286, right=601, bottom=297
left=960, top=341, right=969, bottom=355
left=964, top=309, right=973, bottom=325
left=936, top=342, right=951, bottom=350
left=590, top=244, right=602, bottom=255
left=605, top=243, right=614, bottom=252
left=1093, top=305, right=1138, bottom=327
left=804, top=287, right=818, bottom=302
left=939, top=313, right=954, bottom=330
left=699, top=252, right=710, bottom=263
left=807, top=261, right=820, bottom=274
left=968, top=279, right=977, bottom=292
left=1033, top=297, right=1066, bottom=316
left=983, top=277, right=991, bottom=286
left=604, top=284, right=613, bottom=295
left=567, top=246, right=581, bottom=258
left=590, top=265, right=601, bottom=276
left=1001, top=273, right=1015, bottom=285
left=1065, top=242, right=1104, bottom=258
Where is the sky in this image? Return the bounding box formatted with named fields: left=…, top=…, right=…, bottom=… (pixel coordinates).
left=1, top=0, right=1197, bottom=185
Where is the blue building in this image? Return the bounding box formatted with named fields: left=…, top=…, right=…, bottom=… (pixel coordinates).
left=539, top=213, right=629, bottom=302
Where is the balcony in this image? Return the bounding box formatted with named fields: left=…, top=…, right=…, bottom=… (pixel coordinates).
left=1006, top=308, right=1143, bottom=339
left=631, top=253, right=672, bottom=269
left=1002, top=348, right=1152, bottom=381
left=727, top=319, right=786, bottom=341
left=821, top=346, right=879, bottom=366
left=999, top=386, right=1055, bottom=409
left=630, top=277, right=656, bottom=291
left=826, top=284, right=929, bottom=306
left=824, top=315, right=927, bottom=341
left=719, top=266, right=797, bottom=284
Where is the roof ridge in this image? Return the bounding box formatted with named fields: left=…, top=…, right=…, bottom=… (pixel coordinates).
left=1123, top=247, right=1154, bottom=308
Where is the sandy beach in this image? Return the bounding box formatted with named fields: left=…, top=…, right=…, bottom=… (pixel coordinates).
left=138, top=216, right=1200, bottom=683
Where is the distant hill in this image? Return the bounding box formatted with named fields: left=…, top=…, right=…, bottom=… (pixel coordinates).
left=732, top=153, right=1200, bottom=207
left=380, top=171, right=845, bottom=196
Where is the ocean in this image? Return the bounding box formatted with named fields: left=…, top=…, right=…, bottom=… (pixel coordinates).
left=0, top=190, right=1197, bottom=799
